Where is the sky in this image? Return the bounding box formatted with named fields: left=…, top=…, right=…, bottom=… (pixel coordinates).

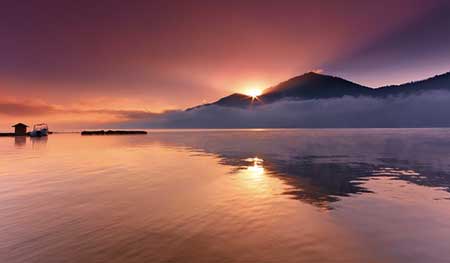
left=1, top=0, right=449, bottom=129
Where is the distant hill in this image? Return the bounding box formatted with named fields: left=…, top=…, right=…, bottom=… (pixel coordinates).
left=189, top=71, right=450, bottom=110
left=375, top=72, right=450, bottom=97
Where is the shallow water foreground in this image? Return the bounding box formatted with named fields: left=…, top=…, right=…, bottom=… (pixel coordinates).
left=1, top=129, right=450, bottom=263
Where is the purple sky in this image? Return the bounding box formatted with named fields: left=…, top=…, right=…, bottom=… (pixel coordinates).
left=0, top=0, right=449, bottom=128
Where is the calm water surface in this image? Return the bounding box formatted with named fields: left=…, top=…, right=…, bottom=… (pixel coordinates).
left=1, top=129, right=450, bottom=263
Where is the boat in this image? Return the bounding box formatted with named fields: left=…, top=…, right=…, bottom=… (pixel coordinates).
left=29, top=123, right=49, bottom=137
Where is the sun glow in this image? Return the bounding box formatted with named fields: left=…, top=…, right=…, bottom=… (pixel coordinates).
left=245, top=89, right=263, bottom=98
left=241, top=84, right=264, bottom=101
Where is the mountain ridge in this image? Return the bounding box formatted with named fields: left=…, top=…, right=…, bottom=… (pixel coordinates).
left=187, top=71, right=450, bottom=110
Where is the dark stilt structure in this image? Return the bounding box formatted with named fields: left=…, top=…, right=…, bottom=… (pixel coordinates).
left=12, top=123, right=28, bottom=136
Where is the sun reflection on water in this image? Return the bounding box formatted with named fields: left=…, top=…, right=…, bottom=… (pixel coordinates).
left=245, top=157, right=264, bottom=176
left=238, top=157, right=270, bottom=194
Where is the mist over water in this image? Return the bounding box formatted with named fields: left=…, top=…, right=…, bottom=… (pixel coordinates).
left=129, top=91, right=450, bottom=128
left=1, top=129, right=450, bottom=262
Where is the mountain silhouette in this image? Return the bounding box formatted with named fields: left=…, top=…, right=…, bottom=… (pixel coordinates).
left=261, top=72, right=373, bottom=102
left=189, top=71, right=450, bottom=110
left=375, top=71, right=450, bottom=96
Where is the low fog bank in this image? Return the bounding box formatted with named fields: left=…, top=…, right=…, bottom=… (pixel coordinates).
left=122, top=91, right=450, bottom=128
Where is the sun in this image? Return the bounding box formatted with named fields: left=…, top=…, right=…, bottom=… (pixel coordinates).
left=246, top=89, right=262, bottom=98
left=243, top=87, right=263, bottom=99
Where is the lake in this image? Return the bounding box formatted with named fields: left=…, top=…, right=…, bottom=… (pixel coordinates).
left=1, top=129, right=450, bottom=263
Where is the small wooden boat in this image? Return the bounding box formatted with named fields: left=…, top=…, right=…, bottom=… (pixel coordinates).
left=29, top=123, right=49, bottom=137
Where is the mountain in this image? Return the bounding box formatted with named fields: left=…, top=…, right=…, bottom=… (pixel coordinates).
left=190, top=71, right=450, bottom=109
left=375, top=71, right=450, bottom=96
left=260, top=72, right=373, bottom=103
left=148, top=70, right=450, bottom=128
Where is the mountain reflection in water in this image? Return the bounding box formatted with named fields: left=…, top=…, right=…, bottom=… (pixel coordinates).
left=144, top=129, right=450, bottom=209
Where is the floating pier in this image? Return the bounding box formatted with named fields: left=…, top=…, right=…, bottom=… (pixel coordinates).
left=81, top=130, right=148, bottom=135
left=0, top=132, right=54, bottom=137
left=0, top=133, right=16, bottom=137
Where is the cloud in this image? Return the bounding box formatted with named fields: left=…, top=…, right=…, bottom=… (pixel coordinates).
left=120, top=90, right=450, bottom=128
left=0, top=100, right=155, bottom=117
left=312, top=69, right=324, bottom=74
left=0, top=101, right=56, bottom=116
